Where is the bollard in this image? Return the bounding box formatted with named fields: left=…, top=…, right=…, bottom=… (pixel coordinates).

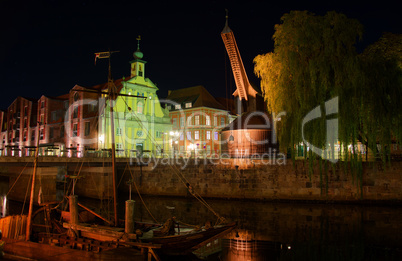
left=69, top=195, right=79, bottom=225
left=125, top=200, right=135, bottom=234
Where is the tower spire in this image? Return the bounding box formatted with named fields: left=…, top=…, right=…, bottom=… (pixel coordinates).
left=133, top=35, right=143, bottom=60
left=222, top=9, right=231, bottom=33
left=136, top=35, right=141, bottom=50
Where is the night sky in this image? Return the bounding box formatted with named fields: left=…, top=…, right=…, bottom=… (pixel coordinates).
left=0, top=0, right=399, bottom=109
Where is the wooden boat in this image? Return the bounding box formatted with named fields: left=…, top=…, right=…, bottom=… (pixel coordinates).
left=142, top=220, right=236, bottom=255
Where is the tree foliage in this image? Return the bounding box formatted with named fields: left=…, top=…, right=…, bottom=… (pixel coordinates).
left=254, top=11, right=401, bottom=164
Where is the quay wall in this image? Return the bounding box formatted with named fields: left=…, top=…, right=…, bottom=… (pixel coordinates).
left=127, top=159, right=402, bottom=202
left=0, top=158, right=401, bottom=202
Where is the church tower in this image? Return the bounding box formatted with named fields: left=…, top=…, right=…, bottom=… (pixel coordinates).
left=130, top=36, right=146, bottom=78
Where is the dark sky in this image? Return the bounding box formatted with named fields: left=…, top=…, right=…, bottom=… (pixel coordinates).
left=0, top=0, right=399, bottom=109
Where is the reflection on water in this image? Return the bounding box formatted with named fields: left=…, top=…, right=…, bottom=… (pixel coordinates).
left=3, top=182, right=402, bottom=260
left=126, top=196, right=402, bottom=260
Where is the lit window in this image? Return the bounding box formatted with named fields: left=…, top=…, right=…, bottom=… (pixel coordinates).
left=195, top=131, right=199, bottom=140
left=175, top=104, right=181, bottom=110
left=206, top=115, right=210, bottom=126
left=195, top=115, right=199, bottom=125
left=116, top=128, right=122, bottom=136
left=221, top=117, right=225, bottom=126
left=137, top=102, right=143, bottom=114
left=214, top=116, right=217, bottom=126
left=214, top=132, right=218, bottom=141
left=185, top=102, right=192, bottom=108
left=180, top=132, right=184, bottom=140
left=187, top=131, right=192, bottom=140
left=206, top=131, right=211, bottom=140
left=180, top=117, right=184, bottom=127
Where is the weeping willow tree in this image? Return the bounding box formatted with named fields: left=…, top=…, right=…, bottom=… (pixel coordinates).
left=254, top=11, right=401, bottom=193
left=359, top=33, right=402, bottom=163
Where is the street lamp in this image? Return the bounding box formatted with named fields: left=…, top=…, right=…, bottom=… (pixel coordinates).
left=169, top=131, right=179, bottom=158
left=188, top=143, right=195, bottom=158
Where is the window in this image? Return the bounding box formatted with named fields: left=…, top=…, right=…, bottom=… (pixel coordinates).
left=40, top=129, right=44, bottom=140
left=73, top=124, right=78, bottom=137
left=88, top=102, right=96, bottom=112
left=206, top=131, right=211, bottom=140
left=180, top=132, right=184, bottom=140
left=156, top=131, right=162, bottom=138
left=49, top=127, right=54, bottom=139
left=74, top=92, right=79, bottom=101
left=214, top=116, right=217, bottom=126
left=137, top=102, right=143, bottom=114
left=24, top=106, right=28, bottom=116
left=185, top=102, right=192, bottom=108
left=23, top=131, right=27, bottom=142
left=41, top=101, right=45, bottom=108
left=221, top=117, right=225, bottom=126
left=180, top=117, right=184, bottom=127
left=214, top=131, right=218, bottom=141
left=187, top=131, right=192, bottom=140
left=24, top=119, right=27, bottom=128
left=51, top=111, right=57, bottom=121
left=195, top=115, right=199, bottom=125
left=60, top=125, right=64, bottom=137
left=173, top=118, right=177, bottom=127
left=195, top=131, right=199, bottom=140
left=167, top=105, right=171, bottom=110
left=206, top=115, right=210, bottom=126
left=40, top=114, right=44, bottom=125
left=31, top=130, right=35, bottom=141
left=175, top=104, right=181, bottom=110
left=85, top=122, right=90, bottom=136
left=116, top=127, right=122, bottom=136
left=73, top=106, right=78, bottom=118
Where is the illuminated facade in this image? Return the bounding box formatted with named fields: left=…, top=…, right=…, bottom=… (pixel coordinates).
left=98, top=44, right=172, bottom=157
left=1, top=97, right=37, bottom=156
left=37, top=95, right=69, bottom=156
left=166, top=85, right=233, bottom=157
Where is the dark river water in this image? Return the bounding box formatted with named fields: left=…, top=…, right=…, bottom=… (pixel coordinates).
left=2, top=180, right=402, bottom=260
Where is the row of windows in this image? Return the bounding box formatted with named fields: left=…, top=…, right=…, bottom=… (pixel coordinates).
left=167, top=102, right=192, bottom=110
left=181, top=130, right=219, bottom=141
left=172, top=115, right=226, bottom=127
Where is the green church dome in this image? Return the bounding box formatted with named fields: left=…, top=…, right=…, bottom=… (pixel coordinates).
left=133, top=49, right=143, bottom=60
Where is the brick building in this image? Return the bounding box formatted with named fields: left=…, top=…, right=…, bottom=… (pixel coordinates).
left=165, top=85, right=234, bottom=157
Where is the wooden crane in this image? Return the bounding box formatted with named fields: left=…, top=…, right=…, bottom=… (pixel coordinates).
left=221, top=10, right=262, bottom=114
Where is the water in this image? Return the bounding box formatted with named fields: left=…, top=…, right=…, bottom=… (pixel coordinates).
left=3, top=183, right=402, bottom=260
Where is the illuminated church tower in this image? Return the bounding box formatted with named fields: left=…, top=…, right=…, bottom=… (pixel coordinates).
left=99, top=36, right=172, bottom=157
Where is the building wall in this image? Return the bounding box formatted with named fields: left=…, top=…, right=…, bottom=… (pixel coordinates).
left=169, top=107, right=230, bottom=157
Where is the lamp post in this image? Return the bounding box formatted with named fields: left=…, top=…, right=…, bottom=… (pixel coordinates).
left=169, top=131, right=179, bottom=159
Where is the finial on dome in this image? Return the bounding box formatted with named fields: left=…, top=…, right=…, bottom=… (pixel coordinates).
left=133, top=35, right=143, bottom=59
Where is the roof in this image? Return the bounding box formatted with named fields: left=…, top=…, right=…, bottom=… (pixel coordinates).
left=166, top=85, right=226, bottom=111
left=71, top=77, right=130, bottom=99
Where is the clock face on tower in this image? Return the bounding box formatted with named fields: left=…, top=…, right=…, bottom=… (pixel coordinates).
left=137, top=130, right=143, bottom=137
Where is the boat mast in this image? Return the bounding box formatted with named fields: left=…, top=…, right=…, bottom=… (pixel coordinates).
left=107, top=53, right=119, bottom=227
left=26, top=120, right=41, bottom=240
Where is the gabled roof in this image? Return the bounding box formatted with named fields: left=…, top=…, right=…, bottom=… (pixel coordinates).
left=166, top=85, right=226, bottom=111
